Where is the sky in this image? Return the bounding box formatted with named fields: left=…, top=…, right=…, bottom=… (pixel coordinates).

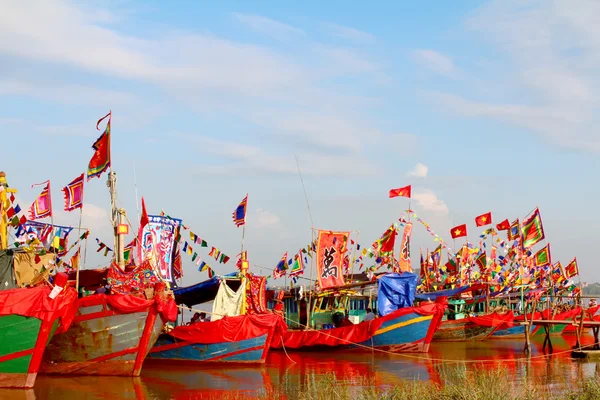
left=1, top=0, right=599, bottom=287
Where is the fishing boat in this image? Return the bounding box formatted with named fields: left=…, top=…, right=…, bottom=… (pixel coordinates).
left=270, top=272, right=445, bottom=353
left=34, top=112, right=178, bottom=377
left=0, top=172, right=79, bottom=388
left=149, top=269, right=285, bottom=364
left=415, top=287, right=514, bottom=342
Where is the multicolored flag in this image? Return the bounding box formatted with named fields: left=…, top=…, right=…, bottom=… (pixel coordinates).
left=389, top=185, right=411, bottom=198
left=373, top=225, right=397, bottom=254
left=232, top=194, right=248, bottom=227
left=564, top=258, right=579, bottom=278
left=534, top=244, right=551, bottom=267
left=273, top=252, right=288, bottom=279
left=62, top=173, right=84, bottom=212
left=475, top=212, right=492, bottom=227
left=521, top=208, right=545, bottom=248
left=87, top=111, right=111, bottom=181
left=398, top=222, right=413, bottom=272
left=507, top=219, right=520, bottom=241
left=289, top=252, right=305, bottom=277
left=496, top=219, right=510, bottom=231
left=475, top=252, right=487, bottom=270
left=450, top=224, right=467, bottom=239
left=28, top=180, right=52, bottom=220
left=316, top=230, right=349, bottom=289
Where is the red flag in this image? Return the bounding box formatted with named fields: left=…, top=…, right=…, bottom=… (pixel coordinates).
left=389, top=185, right=411, bottom=198
left=450, top=224, right=467, bottom=239
left=316, top=230, right=349, bottom=289
left=137, top=197, right=149, bottom=263
left=475, top=212, right=492, bottom=227
left=140, top=197, right=149, bottom=231
left=87, top=111, right=111, bottom=181
left=379, top=226, right=398, bottom=253
left=496, top=219, right=510, bottom=231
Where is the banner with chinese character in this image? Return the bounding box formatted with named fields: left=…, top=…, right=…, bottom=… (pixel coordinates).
left=398, top=222, right=413, bottom=272
left=316, top=230, right=349, bottom=290
left=139, top=215, right=182, bottom=283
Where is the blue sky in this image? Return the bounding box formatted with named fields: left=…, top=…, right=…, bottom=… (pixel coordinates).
left=1, top=0, right=598, bottom=285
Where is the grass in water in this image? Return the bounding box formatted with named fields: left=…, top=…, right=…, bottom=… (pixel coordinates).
left=199, top=367, right=600, bottom=399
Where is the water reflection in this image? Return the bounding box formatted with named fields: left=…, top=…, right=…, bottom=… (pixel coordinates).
left=2, top=336, right=600, bottom=399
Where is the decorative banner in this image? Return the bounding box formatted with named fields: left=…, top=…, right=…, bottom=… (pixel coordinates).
left=315, top=230, right=349, bottom=290
left=28, top=180, right=52, bottom=220
left=534, top=244, right=551, bottom=267
left=139, top=215, right=182, bottom=283
left=564, top=258, right=578, bottom=279
left=62, top=173, right=84, bottom=212
left=398, top=222, right=413, bottom=272
left=289, top=251, right=305, bottom=277
left=273, top=252, right=287, bottom=279
left=87, top=111, right=111, bottom=181
left=521, top=208, right=545, bottom=248
left=232, top=194, right=248, bottom=227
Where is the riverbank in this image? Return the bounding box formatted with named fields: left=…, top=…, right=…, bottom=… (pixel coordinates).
left=215, top=368, right=600, bottom=400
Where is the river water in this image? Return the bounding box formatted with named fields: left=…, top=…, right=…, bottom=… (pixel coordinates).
left=2, top=335, right=599, bottom=399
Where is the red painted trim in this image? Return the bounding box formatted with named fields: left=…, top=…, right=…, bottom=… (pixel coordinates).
left=0, top=348, right=34, bottom=363
left=73, top=309, right=119, bottom=323
left=27, top=319, right=54, bottom=374
left=204, top=345, right=264, bottom=361
left=88, top=346, right=140, bottom=363
left=149, top=340, right=193, bottom=353
left=133, top=306, right=158, bottom=375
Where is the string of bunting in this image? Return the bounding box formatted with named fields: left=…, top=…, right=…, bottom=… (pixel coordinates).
left=95, top=238, right=113, bottom=257
left=159, top=212, right=232, bottom=276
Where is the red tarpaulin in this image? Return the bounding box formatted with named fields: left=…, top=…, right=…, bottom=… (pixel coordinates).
left=271, top=302, right=445, bottom=349
left=169, top=314, right=286, bottom=344
left=77, top=292, right=178, bottom=322
left=514, top=312, right=541, bottom=322
left=541, top=307, right=581, bottom=321
left=468, top=311, right=514, bottom=330
left=0, top=285, right=77, bottom=325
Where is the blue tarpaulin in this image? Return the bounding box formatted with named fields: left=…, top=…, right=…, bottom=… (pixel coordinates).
left=414, top=284, right=486, bottom=302
left=174, top=272, right=238, bottom=307
left=377, top=272, right=417, bottom=316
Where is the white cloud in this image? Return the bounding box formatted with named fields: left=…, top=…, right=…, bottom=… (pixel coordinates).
left=325, top=23, right=375, bottom=42
left=412, top=189, right=449, bottom=215
left=426, top=0, right=600, bottom=152
left=255, top=208, right=281, bottom=228
left=177, top=133, right=380, bottom=177
left=233, top=13, right=306, bottom=40
left=407, top=163, right=428, bottom=178
left=412, top=49, right=460, bottom=79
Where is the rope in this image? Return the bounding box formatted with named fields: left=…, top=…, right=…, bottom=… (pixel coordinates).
left=280, top=336, right=297, bottom=364
left=174, top=305, right=595, bottom=365
left=275, top=312, right=598, bottom=364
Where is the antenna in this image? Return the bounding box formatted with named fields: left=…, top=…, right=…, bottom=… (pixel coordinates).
left=295, top=154, right=314, bottom=229
left=133, top=160, right=140, bottom=222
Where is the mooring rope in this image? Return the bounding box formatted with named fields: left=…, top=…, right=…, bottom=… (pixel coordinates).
left=174, top=304, right=596, bottom=364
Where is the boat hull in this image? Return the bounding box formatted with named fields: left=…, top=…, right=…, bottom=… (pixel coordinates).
left=357, top=311, right=434, bottom=352
left=0, top=315, right=58, bottom=388
left=40, top=300, right=163, bottom=376
left=433, top=319, right=496, bottom=342
left=147, top=333, right=270, bottom=364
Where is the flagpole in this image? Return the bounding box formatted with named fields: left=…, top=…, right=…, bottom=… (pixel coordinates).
left=295, top=155, right=315, bottom=330
left=75, top=194, right=84, bottom=292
